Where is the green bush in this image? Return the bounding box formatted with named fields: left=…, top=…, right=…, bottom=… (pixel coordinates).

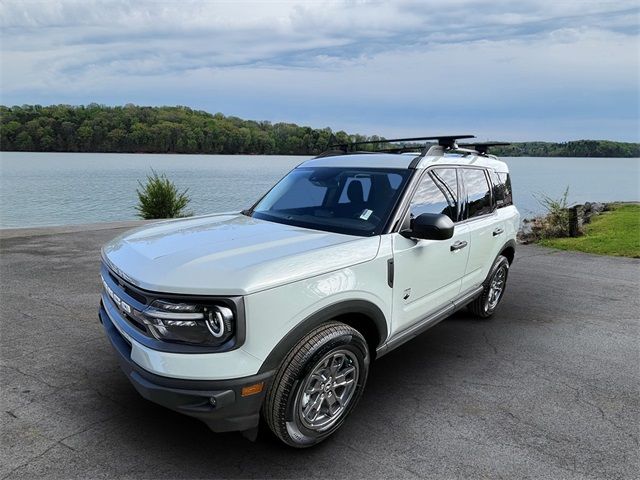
left=135, top=170, right=192, bottom=219
left=534, top=186, right=570, bottom=238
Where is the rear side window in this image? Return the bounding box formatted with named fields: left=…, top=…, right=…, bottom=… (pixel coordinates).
left=489, top=170, right=513, bottom=208
left=489, top=170, right=504, bottom=208
left=497, top=172, right=513, bottom=207
left=461, top=168, right=492, bottom=219
left=409, top=169, right=458, bottom=221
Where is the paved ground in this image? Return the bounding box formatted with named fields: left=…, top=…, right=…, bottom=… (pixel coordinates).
left=1, top=225, right=638, bottom=479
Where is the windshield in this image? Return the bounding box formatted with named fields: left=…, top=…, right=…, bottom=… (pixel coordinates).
left=249, top=167, right=411, bottom=236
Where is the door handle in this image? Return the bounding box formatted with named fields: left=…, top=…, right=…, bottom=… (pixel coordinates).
left=450, top=240, right=468, bottom=252
left=492, top=228, right=504, bottom=237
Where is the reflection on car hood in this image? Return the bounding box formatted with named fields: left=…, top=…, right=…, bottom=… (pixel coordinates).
left=102, top=213, right=380, bottom=295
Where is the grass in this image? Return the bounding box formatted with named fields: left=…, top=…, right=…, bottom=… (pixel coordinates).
left=539, top=203, right=640, bottom=258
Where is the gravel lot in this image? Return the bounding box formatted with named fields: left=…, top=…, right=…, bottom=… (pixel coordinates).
left=1, top=224, right=638, bottom=479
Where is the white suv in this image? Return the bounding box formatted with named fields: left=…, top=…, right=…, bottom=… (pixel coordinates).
left=99, top=135, right=519, bottom=447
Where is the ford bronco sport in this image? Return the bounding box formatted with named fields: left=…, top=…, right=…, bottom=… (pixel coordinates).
left=99, top=135, right=519, bottom=447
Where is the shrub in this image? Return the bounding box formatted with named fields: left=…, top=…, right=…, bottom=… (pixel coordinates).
left=135, top=170, right=192, bottom=219
left=533, top=186, right=570, bottom=238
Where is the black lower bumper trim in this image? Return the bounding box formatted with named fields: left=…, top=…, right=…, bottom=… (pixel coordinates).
left=99, top=302, right=273, bottom=433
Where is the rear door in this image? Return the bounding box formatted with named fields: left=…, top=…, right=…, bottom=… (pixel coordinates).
left=391, top=168, right=470, bottom=336
left=459, top=167, right=504, bottom=293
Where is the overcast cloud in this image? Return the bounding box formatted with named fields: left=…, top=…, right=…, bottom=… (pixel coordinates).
left=1, top=0, right=638, bottom=141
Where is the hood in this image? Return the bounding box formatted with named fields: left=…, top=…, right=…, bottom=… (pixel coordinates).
left=102, top=213, right=380, bottom=296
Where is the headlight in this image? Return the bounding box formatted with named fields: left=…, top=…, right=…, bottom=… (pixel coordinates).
left=133, top=299, right=234, bottom=346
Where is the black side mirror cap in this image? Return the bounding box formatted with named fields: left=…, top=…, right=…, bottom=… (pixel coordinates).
left=401, top=213, right=455, bottom=241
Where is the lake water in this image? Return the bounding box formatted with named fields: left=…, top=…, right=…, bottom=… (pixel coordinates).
left=0, top=152, right=638, bottom=229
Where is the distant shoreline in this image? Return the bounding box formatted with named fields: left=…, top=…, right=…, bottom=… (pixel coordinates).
left=2, top=104, right=639, bottom=158
left=1, top=151, right=639, bottom=159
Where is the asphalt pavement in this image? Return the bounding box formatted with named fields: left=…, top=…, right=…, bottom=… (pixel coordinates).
left=1, top=224, right=638, bottom=479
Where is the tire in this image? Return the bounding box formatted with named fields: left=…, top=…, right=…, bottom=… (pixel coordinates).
left=468, top=255, right=510, bottom=318
left=262, top=321, right=370, bottom=448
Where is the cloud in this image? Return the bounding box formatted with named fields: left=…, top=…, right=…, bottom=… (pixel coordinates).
left=1, top=0, right=638, bottom=140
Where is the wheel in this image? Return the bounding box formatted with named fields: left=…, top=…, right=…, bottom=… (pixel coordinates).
left=262, top=321, right=370, bottom=448
left=468, top=255, right=510, bottom=318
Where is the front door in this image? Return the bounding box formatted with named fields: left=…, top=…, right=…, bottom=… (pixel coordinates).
left=391, top=168, right=470, bottom=337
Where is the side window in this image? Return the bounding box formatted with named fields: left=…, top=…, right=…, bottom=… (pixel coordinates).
left=497, top=172, right=513, bottom=206
left=462, top=168, right=492, bottom=219
left=430, top=168, right=459, bottom=220
left=489, top=170, right=513, bottom=208
left=489, top=170, right=505, bottom=208
left=409, top=170, right=457, bottom=221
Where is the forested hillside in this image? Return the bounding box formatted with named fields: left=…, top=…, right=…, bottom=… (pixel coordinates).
left=1, top=104, right=638, bottom=157
left=0, top=104, right=374, bottom=155
left=491, top=141, right=639, bottom=158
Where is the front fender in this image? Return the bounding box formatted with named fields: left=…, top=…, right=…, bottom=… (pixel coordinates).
left=242, top=247, right=393, bottom=374
left=257, top=299, right=388, bottom=373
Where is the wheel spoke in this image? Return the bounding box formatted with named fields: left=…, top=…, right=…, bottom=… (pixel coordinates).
left=333, top=366, right=356, bottom=387
left=303, top=393, right=324, bottom=420
left=329, top=353, right=345, bottom=376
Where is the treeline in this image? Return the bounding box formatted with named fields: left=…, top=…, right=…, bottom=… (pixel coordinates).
left=1, top=104, right=638, bottom=157
left=491, top=140, right=640, bottom=158
left=0, top=104, right=381, bottom=155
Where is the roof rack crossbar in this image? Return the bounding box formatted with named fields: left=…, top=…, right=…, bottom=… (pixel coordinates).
left=329, top=134, right=475, bottom=152
left=457, top=142, right=511, bottom=155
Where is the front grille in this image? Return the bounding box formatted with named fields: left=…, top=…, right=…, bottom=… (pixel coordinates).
left=101, top=263, right=153, bottom=338
left=106, top=270, right=148, bottom=304
left=122, top=310, right=147, bottom=333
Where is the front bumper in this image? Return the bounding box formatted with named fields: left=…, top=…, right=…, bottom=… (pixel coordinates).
left=99, top=302, right=273, bottom=433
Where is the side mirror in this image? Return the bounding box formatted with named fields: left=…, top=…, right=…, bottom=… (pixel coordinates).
left=401, top=213, right=454, bottom=240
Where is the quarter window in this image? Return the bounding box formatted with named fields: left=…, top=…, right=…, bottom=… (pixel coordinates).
left=462, top=168, right=492, bottom=219
left=489, top=170, right=513, bottom=208
left=497, top=172, right=513, bottom=206
left=409, top=169, right=458, bottom=221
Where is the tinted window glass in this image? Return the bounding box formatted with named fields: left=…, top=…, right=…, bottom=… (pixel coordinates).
left=489, top=170, right=513, bottom=208
left=270, top=174, right=328, bottom=209
left=497, top=172, right=513, bottom=206
left=338, top=176, right=371, bottom=203
left=462, top=168, right=492, bottom=218
left=252, top=167, right=411, bottom=236
left=430, top=168, right=459, bottom=220
left=410, top=170, right=457, bottom=221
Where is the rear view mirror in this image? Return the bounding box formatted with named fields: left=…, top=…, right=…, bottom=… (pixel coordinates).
left=401, top=213, right=454, bottom=240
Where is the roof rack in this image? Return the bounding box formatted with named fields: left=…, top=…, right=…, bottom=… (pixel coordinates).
left=457, top=142, right=511, bottom=155
left=315, top=135, right=476, bottom=161
left=329, top=135, right=475, bottom=153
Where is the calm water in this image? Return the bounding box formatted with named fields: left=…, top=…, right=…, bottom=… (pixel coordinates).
left=0, top=152, right=638, bottom=228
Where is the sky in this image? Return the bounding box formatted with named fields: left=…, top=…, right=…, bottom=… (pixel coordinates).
left=1, top=0, right=639, bottom=141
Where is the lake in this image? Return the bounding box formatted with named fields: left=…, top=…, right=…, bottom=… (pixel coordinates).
left=0, top=152, right=638, bottom=229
